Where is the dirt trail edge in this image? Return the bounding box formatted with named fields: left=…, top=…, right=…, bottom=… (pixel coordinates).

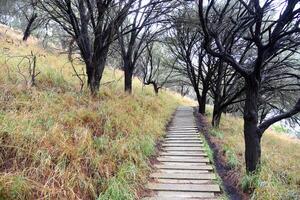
left=193, top=108, right=249, bottom=200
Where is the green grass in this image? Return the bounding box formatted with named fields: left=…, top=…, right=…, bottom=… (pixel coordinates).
left=210, top=128, right=224, bottom=139
left=223, top=145, right=238, bottom=169
left=199, top=134, right=229, bottom=200
left=206, top=108, right=300, bottom=200
left=0, top=25, right=194, bottom=199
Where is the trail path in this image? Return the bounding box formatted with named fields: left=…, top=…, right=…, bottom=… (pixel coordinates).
left=143, top=106, right=221, bottom=199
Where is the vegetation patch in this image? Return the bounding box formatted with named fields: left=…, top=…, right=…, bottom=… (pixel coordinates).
left=0, top=28, right=193, bottom=199
left=206, top=110, right=300, bottom=200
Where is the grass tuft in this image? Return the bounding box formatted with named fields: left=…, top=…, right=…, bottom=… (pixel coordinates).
left=223, top=145, right=239, bottom=169
left=210, top=128, right=224, bottom=139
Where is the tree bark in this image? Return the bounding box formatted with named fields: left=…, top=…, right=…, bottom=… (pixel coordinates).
left=124, top=68, right=133, bottom=93
left=124, top=58, right=134, bottom=93
left=153, top=82, right=159, bottom=95
left=244, top=76, right=261, bottom=173
left=199, top=84, right=209, bottom=114
left=23, top=13, right=37, bottom=41
left=194, top=87, right=203, bottom=114
left=87, top=48, right=108, bottom=96
left=212, top=107, right=222, bottom=128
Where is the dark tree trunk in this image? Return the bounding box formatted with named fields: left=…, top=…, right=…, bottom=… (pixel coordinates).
left=212, top=60, right=224, bottom=127
left=194, top=88, right=203, bottom=114
left=124, top=68, right=133, bottom=93
left=123, top=56, right=134, bottom=93
left=153, top=82, right=159, bottom=95
left=244, top=76, right=261, bottom=173
left=199, top=94, right=206, bottom=114
left=199, top=85, right=208, bottom=114
left=23, top=13, right=37, bottom=41
left=212, top=107, right=222, bottom=128
left=87, top=48, right=108, bottom=96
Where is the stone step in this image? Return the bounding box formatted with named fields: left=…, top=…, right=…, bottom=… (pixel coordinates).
left=147, top=183, right=220, bottom=192
left=165, top=137, right=200, bottom=140
left=168, top=126, right=197, bottom=129
left=168, top=129, right=198, bottom=132
left=157, top=156, right=209, bottom=163
left=165, top=137, right=199, bottom=140
left=162, top=144, right=204, bottom=148
left=155, top=163, right=213, bottom=170
left=156, top=161, right=208, bottom=167
left=167, top=132, right=198, bottom=135
left=163, top=147, right=205, bottom=151
left=166, top=133, right=199, bottom=138
left=166, top=135, right=199, bottom=138
left=154, top=179, right=213, bottom=184
left=160, top=152, right=207, bottom=157
left=165, top=137, right=201, bottom=140
left=166, top=133, right=199, bottom=135
left=163, top=141, right=202, bottom=144
left=157, top=169, right=210, bottom=174
left=143, top=191, right=215, bottom=199
left=168, top=127, right=198, bottom=129
left=166, top=138, right=200, bottom=141
left=150, top=173, right=216, bottom=180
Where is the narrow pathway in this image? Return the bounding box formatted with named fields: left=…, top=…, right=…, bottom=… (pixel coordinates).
left=143, top=106, right=220, bottom=200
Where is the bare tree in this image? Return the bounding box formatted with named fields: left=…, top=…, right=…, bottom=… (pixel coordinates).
left=199, top=0, right=300, bottom=172
left=210, top=61, right=244, bottom=127
left=5, top=51, right=41, bottom=87
left=167, top=9, right=215, bottom=114
left=39, top=0, right=137, bottom=95
left=21, top=0, right=40, bottom=41
left=139, top=42, right=175, bottom=94
left=118, top=0, right=176, bottom=93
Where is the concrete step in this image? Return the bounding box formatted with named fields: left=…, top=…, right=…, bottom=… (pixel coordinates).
left=157, top=169, right=210, bottom=174
left=143, top=191, right=215, bottom=199
left=157, top=156, right=209, bottom=163
left=155, top=163, right=213, bottom=170
left=147, top=183, right=220, bottom=192
left=163, top=141, right=202, bottom=144
left=150, top=172, right=216, bottom=180
left=163, top=147, right=205, bottom=151
left=160, top=152, right=207, bottom=157
left=154, top=179, right=213, bottom=184
left=162, top=144, right=204, bottom=148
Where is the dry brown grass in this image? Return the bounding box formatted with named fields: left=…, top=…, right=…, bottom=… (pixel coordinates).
left=0, top=25, right=192, bottom=199
left=206, top=108, right=300, bottom=200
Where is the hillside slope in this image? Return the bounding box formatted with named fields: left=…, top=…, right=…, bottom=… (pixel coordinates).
left=0, top=25, right=192, bottom=199
left=204, top=108, right=300, bottom=200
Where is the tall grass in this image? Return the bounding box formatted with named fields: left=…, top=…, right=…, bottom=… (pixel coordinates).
left=0, top=25, right=193, bottom=199
left=206, top=110, right=300, bottom=199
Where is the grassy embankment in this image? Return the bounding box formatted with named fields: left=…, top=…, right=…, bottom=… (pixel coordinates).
left=0, top=25, right=193, bottom=199
left=205, top=108, right=300, bottom=200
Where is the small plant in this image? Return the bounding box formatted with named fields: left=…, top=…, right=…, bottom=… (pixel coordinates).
left=5, top=51, right=41, bottom=87
left=210, top=128, right=224, bottom=139
left=223, top=146, right=238, bottom=169
left=98, top=163, right=138, bottom=200
left=241, top=172, right=261, bottom=193
left=200, top=135, right=213, bottom=162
